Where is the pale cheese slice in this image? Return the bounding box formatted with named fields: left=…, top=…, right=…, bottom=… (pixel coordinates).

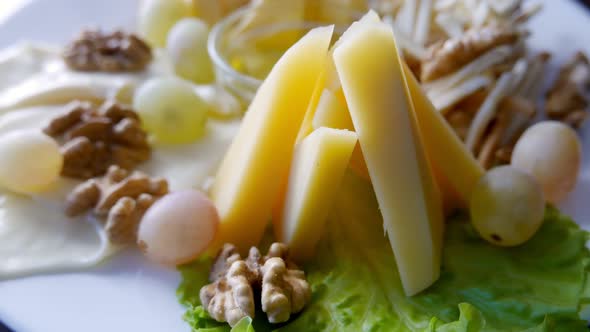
left=311, top=88, right=371, bottom=181
left=272, top=64, right=327, bottom=226
left=312, top=89, right=353, bottom=131
left=333, top=16, right=444, bottom=296
left=278, top=127, right=357, bottom=261
left=211, top=26, right=334, bottom=251
left=403, top=64, right=485, bottom=210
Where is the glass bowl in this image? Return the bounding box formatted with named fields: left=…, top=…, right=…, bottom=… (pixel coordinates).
left=208, top=3, right=363, bottom=108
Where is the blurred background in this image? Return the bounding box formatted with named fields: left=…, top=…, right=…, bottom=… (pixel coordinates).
left=0, top=0, right=138, bottom=48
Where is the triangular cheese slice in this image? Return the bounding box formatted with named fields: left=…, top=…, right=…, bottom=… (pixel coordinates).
left=333, top=13, right=444, bottom=296
left=402, top=64, right=485, bottom=210
left=278, top=127, right=357, bottom=262
left=271, top=64, right=327, bottom=229
left=211, top=26, right=334, bottom=251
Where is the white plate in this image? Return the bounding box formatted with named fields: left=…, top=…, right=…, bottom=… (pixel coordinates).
left=0, top=1, right=589, bottom=331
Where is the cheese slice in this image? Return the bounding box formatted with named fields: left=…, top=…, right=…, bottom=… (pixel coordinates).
left=296, top=66, right=328, bottom=142
left=312, top=89, right=353, bottom=130
left=272, top=66, right=327, bottom=226
left=311, top=48, right=374, bottom=181
left=311, top=46, right=352, bottom=132
left=307, top=12, right=382, bottom=182
left=278, top=127, right=357, bottom=262
left=211, top=26, right=333, bottom=251
left=333, top=16, right=444, bottom=296
left=348, top=144, right=369, bottom=180
left=402, top=64, right=485, bottom=210
left=311, top=89, right=371, bottom=180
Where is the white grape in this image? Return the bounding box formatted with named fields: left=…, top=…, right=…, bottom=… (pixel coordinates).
left=137, top=0, right=192, bottom=48
left=138, top=190, right=219, bottom=266
left=511, top=121, right=582, bottom=204
left=166, top=18, right=214, bottom=84
left=470, top=166, right=545, bottom=247
left=0, top=130, right=63, bottom=194
left=133, top=77, right=210, bottom=144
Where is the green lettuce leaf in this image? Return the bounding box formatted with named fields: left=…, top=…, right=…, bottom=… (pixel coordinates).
left=183, top=305, right=257, bottom=332
left=183, top=305, right=230, bottom=332
left=179, top=172, right=590, bottom=331
left=178, top=258, right=212, bottom=307
left=232, top=317, right=256, bottom=332
left=427, top=303, right=486, bottom=331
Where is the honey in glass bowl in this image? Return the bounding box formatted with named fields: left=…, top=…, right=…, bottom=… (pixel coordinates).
left=207, top=2, right=364, bottom=109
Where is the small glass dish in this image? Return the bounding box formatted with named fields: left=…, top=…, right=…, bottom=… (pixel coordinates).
left=208, top=3, right=363, bottom=108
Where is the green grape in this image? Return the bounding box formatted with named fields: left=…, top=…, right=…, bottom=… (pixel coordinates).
left=0, top=130, right=63, bottom=194
left=138, top=190, right=218, bottom=266
left=470, top=165, right=545, bottom=247
left=137, top=0, right=192, bottom=48
left=512, top=121, right=582, bottom=204
left=166, top=18, right=214, bottom=84
left=133, top=77, right=209, bottom=144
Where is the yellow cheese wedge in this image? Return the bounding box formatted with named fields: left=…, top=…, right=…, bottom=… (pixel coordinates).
left=333, top=16, right=444, bottom=296
left=312, top=89, right=353, bottom=130
left=321, top=10, right=379, bottom=92
left=272, top=67, right=327, bottom=225
left=311, top=42, right=353, bottom=132
left=348, top=144, right=369, bottom=180
left=278, top=127, right=357, bottom=262
left=402, top=63, right=485, bottom=210
left=310, top=11, right=380, bottom=181
left=311, top=87, right=372, bottom=181
left=296, top=67, right=328, bottom=142
left=211, top=26, right=334, bottom=251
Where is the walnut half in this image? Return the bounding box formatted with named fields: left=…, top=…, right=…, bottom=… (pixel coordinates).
left=44, top=101, right=151, bottom=179
left=65, top=165, right=168, bottom=245
left=260, top=243, right=310, bottom=324
left=200, top=243, right=311, bottom=327
left=63, top=29, right=152, bottom=72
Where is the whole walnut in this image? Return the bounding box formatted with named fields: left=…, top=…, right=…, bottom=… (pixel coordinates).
left=200, top=243, right=311, bottom=326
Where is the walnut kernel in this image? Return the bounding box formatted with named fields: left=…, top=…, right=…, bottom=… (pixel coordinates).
left=65, top=165, right=169, bottom=245
left=44, top=101, right=151, bottom=179
left=200, top=243, right=311, bottom=326
left=63, top=29, right=152, bottom=72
